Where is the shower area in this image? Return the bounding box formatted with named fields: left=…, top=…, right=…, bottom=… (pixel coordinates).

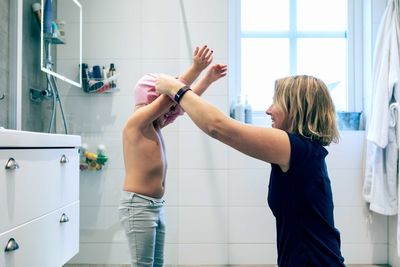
left=0, top=0, right=80, bottom=133
left=3, top=0, right=399, bottom=266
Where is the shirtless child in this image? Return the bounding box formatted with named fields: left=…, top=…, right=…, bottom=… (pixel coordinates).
left=118, top=45, right=227, bottom=266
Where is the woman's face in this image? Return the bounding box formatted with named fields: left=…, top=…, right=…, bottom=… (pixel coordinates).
left=266, top=103, right=290, bottom=130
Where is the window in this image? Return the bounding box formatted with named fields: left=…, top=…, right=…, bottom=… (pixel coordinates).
left=228, top=0, right=362, bottom=125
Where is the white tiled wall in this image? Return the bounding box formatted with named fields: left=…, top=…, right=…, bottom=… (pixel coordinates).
left=57, top=0, right=391, bottom=265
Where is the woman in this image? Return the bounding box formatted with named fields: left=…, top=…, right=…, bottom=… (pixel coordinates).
left=156, top=74, right=345, bottom=266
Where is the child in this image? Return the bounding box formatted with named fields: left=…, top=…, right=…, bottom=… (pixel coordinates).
left=118, top=45, right=227, bottom=266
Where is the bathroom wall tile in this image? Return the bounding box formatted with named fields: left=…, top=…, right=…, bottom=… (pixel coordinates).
left=329, top=169, right=364, bottom=207
left=388, top=215, right=400, bottom=266
left=68, top=243, right=132, bottom=264
left=335, top=206, right=387, bottom=244
left=165, top=207, right=179, bottom=244
left=163, top=169, right=179, bottom=206
left=79, top=169, right=124, bottom=206
left=201, top=75, right=229, bottom=97
left=228, top=207, right=276, bottom=243
left=177, top=22, right=228, bottom=59
left=57, top=0, right=81, bottom=23
left=79, top=0, right=142, bottom=23
left=83, top=22, right=143, bottom=60
left=178, top=0, right=228, bottom=23
left=229, top=244, right=277, bottom=264
left=63, top=95, right=131, bottom=135
left=139, top=59, right=181, bottom=81
left=178, top=207, right=228, bottom=243
left=178, top=244, right=228, bottom=265
left=389, top=215, right=397, bottom=246
left=140, top=22, right=183, bottom=59
left=325, top=131, right=365, bottom=169
left=228, top=147, right=269, bottom=169
left=179, top=169, right=228, bottom=206
left=178, top=132, right=229, bottom=169
left=179, top=95, right=229, bottom=132
left=228, top=169, right=270, bottom=206
left=141, top=0, right=181, bottom=23
left=165, top=243, right=179, bottom=266
left=389, top=240, right=400, bottom=267
left=163, top=132, right=180, bottom=169
left=341, top=243, right=388, bottom=264
left=80, top=207, right=125, bottom=243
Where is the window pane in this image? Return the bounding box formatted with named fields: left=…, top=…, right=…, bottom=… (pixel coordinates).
left=297, top=38, right=347, bottom=111
left=297, top=0, right=347, bottom=31
left=241, top=0, right=289, bottom=31
left=241, top=38, right=290, bottom=110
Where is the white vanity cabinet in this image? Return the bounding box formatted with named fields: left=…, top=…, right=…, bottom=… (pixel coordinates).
left=0, top=130, right=81, bottom=267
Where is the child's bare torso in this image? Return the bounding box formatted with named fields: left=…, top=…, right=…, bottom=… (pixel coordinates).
left=123, top=122, right=167, bottom=198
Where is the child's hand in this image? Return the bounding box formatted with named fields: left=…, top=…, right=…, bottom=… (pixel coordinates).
left=156, top=74, right=185, bottom=95
left=192, top=45, right=213, bottom=72
left=205, top=64, right=228, bottom=83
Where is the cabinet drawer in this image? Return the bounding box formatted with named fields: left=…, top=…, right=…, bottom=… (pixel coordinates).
left=0, top=201, right=79, bottom=267
left=0, top=149, right=79, bottom=233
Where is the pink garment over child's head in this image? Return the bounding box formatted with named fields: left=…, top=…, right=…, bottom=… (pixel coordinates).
left=134, top=73, right=184, bottom=126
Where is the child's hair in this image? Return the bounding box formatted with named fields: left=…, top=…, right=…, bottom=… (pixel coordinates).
left=274, top=75, right=339, bottom=146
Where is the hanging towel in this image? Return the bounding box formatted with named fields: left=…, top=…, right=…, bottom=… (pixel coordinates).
left=363, top=0, right=400, bottom=214
left=363, top=108, right=398, bottom=215
left=367, top=0, right=400, bottom=147
left=363, top=0, right=400, bottom=256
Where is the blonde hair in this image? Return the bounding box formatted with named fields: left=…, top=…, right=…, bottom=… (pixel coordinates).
left=274, top=75, right=339, bottom=146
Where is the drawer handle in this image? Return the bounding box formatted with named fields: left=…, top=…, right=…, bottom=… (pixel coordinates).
left=4, top=238, right=19, bottom=252
left=60, top=154, right=69, bottom=164
left=5, top=158, right=19, bottom=170
left=60, top=213, right=70, bottom=223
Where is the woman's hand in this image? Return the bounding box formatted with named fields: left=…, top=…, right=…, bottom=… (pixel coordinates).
left=192, top=45, right=213, bottom=72
left=204, top=64, right=228, bottom=83
left=155, top=74, right=185, bottom=96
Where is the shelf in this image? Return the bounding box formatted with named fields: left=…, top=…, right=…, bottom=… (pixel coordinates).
left=82, top=74, right=120, bottom=94
left=44, top=32, right=66, bottom=45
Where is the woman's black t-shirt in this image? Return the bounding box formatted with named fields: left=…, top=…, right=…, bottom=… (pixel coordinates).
left=268, top=133, right=345, bottom=267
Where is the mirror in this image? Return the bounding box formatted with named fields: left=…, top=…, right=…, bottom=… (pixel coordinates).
left=40, top=0, right=82, bottom=87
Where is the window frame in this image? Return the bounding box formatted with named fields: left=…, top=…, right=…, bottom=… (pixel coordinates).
left=228, top=0, right=363, bottom=124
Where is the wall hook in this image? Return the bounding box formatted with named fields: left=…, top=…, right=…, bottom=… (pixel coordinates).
left=0, top=94, right=5, bottom=100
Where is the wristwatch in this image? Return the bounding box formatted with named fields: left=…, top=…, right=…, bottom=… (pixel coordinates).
left=174, top=86, right=192, bottom=103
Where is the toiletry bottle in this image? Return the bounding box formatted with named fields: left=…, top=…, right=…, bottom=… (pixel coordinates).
left=31, top=3, right=42, bottom=25
left=43, top=0, right=53, bottom=34
left=244, top=95, right=253, bottom=124
left=81, top=63, right=90, bottom=92
left=109, top=63, right=116, bottom=87
left=92, top=65, right=102, bottom=79
left=102, top=66, right=108, bottom=79
left=109, top=63, right=116, bottom=77
left=234, top=95, right=245, bottom=122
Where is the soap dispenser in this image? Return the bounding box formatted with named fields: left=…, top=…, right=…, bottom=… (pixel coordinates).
left=234, top=95, right=245, bottom=122
left=244, top=95, right=253, bottom=124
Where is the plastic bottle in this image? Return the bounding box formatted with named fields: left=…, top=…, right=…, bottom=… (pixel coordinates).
left=109, top=63, right=116, bottom=87
left=43, top=0, right=53, bottom=34
left=234, top=95, right=245, bottom=122
left=102, top=66, right=108, bottom=79
left=81, top=63, right=90, bottom=92
left=244, top=95, right=253, bottom=124
left=31, top=3, right=42, bottom=25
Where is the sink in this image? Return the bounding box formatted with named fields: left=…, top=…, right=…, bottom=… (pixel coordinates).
left=0, top=129, right=81, bottom=148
